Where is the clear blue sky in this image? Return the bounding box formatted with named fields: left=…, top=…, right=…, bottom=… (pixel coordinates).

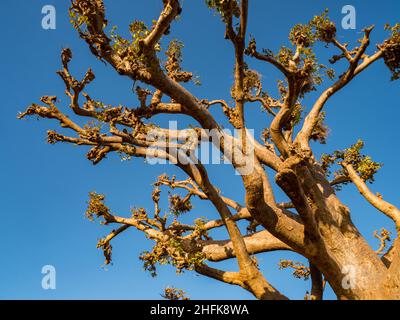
left=0, top=0, right=399, bottom=300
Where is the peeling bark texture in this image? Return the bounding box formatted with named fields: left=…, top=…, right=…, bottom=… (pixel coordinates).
left=20, top=1, right=400, bottom=299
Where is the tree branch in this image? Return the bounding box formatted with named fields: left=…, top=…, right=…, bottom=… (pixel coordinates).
left=343, top=163, right=400, bottom=229
left=201, top=230, right=293, bottom=262
left=296, top=27, right=384, bottom=150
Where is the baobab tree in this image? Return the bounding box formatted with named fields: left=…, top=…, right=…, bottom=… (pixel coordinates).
left=19, top=0, right=400, bottom=300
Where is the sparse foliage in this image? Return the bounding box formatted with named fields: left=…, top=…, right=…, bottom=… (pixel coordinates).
left=161, top=286, right=189, bottom=300
left=19, top=0, right=400, bottom=300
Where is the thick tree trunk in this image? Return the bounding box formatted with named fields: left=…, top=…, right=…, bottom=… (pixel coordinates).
left=292, top=162, right=398, bottom=299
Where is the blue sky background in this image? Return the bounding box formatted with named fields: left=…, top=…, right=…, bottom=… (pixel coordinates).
left=0, top=0, right=399, bottom=300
